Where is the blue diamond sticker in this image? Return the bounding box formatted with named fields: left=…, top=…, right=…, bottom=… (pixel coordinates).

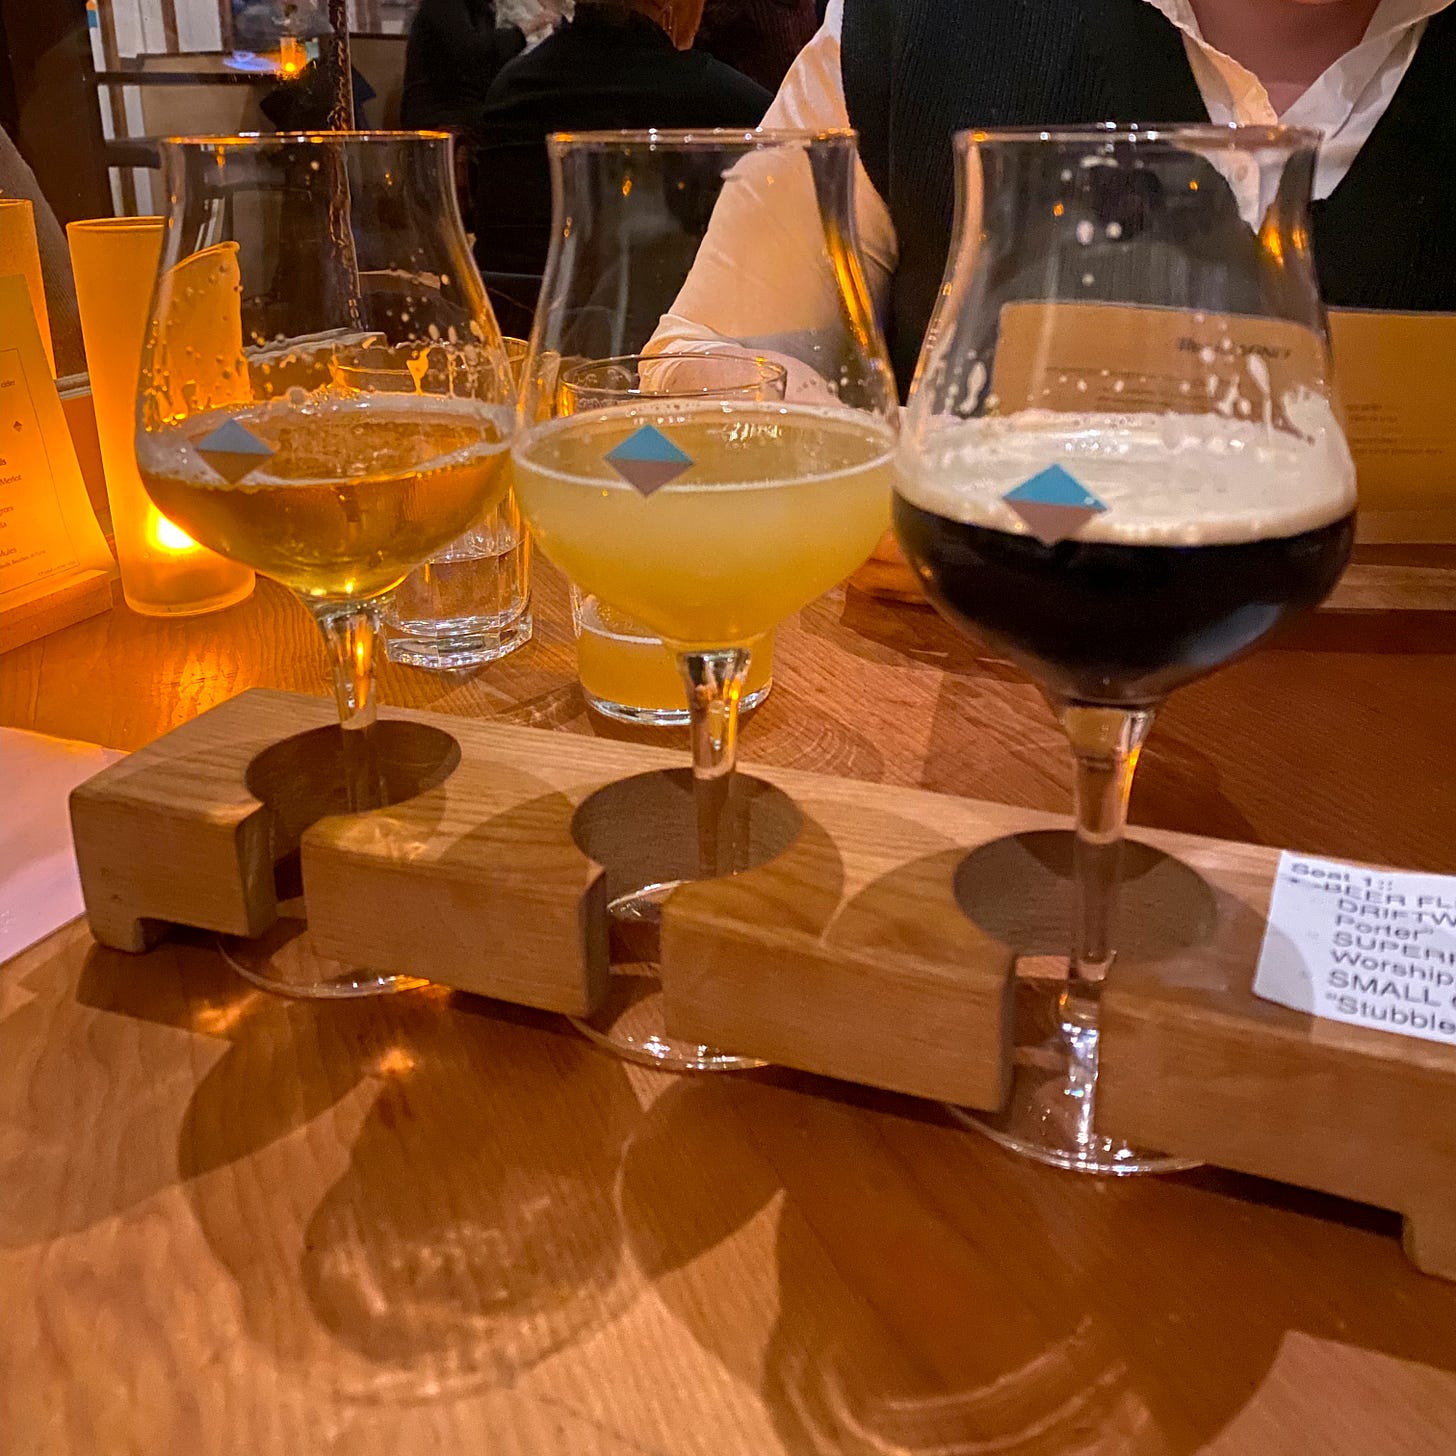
left=605, top=424, right=693, bottom=496
left=197, top=417, right=274, bottom=483
left=1003, top=465, right=1107, bottom=545
left=1003, top=465, right=1106, bottom=511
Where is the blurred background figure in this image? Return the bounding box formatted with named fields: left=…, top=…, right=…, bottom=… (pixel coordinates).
left=402, top=0, right=560, bottom=132
left=469, top=0, right=771, bottom=335
left=0, top=124, right=84, bottom=376
left=694, top=0, right=819, bottom=91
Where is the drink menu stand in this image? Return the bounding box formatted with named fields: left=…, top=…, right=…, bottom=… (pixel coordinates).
left=68, top=688, right=1456, bottom=1281
left=0, top=384, right=117, bottom=656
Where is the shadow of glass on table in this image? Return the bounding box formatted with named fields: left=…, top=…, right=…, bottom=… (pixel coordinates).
left=618, top=1055, right=1456, bottom=1456
left=175, top=988, right=644, bottom=1401
left=568, top=767, right=807, bottom=1065
left=3, top=900, right=646, bottom=1403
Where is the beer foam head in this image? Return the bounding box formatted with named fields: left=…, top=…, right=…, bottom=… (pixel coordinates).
left=897, top=404, right=1356, bottom=546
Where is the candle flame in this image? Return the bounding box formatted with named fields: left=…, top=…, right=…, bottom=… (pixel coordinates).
left=278, top=37, right=307, bottom=77
left=149, top=511, right=199, bottom=552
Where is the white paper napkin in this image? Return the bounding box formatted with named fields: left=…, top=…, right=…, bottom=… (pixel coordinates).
left=0, top=726, right=122, bottom=964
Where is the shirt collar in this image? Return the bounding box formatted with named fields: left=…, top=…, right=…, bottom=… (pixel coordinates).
left=1143, top=0, right=1452, bottom=132
left=1145, top=0, right=1451, bottom=62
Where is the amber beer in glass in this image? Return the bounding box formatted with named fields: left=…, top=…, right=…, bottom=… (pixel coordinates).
left=136, top=131, right=516, bottom=998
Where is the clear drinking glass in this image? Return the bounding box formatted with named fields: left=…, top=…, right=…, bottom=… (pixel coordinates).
left=557, top=352, right=787, bottom=412
left=559, top=352, right=786, bottom=725
left=513, top=129, right=898, bottom=1071
left=136, top=131, right=516, bottom=998
left=571, top=586, right=775, bottom=726
left=384, top=491, right=533, bottom=669
left=384, top=336, right=534, bottom=669
left=896, top=125, right=1356, bottom=1172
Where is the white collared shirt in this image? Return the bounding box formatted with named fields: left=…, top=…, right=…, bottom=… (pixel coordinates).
left=1147, top=0, right=1450, bottom=198
left=656, top=0, right=1450, bottom=359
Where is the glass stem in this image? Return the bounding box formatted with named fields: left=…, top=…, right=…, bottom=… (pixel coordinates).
left=308, top=596, right=386, bottom=814
left=1055, top=701, right=1158, bottom=1025
left=678, top=648, right=752, bottom=879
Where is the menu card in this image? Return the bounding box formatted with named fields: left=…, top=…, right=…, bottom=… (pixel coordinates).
left=989, top=299, right=1325, bottom=425
left=1254, top=853, right=1456, bottom=1048
left=1327, top=310, right=1456, bottom=544
left=0, top=275, right=113, bottom=611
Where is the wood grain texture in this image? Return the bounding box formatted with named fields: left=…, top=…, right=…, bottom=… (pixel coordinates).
left=69, top=685, right=1017, bottom=1104
left=1099, top=944, right=1456, bottom=1282
left=1327, top=560, right=1456, bottom=612
left=663, top=786, right=1280, bottom=1114
left=5, top=564, right=1456, bottom=1453
left=69, top=688, right=327, bottom=950
left=0, top=570, right=113, bottom=657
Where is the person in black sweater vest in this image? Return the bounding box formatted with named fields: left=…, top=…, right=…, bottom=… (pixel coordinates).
left=839, top=0, right=1456, bottom=391
left=470, top=0, right=771, bottom=335
left=658, top=0, right=1454, bottom=397
left=650, top=0, right=1454, bottom=592
left=695, top=0, right=820, bottom=90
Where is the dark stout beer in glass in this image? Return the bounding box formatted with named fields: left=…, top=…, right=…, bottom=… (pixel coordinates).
left=894, top=125, right=1355, bottom=1175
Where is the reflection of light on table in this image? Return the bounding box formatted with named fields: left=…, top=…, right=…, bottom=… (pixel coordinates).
left=373, top=1047, right=418, bottom=1078
left=192, top=991, right=262, bottom=1037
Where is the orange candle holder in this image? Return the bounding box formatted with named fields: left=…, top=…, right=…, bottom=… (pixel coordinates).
left=67, top=217, right=254, bottom=617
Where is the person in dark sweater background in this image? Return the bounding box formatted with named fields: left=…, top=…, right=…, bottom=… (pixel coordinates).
left=654, top=0, right=1456, bottom=591
left=469, top=0, right=770, bottom=335
left=837, top=0, right=1456, bottom=390
left=694, top=0, right=820, bottom=90
left=401, top=0, right=533, bottom=132
left=685, top=0, right=1455, bottom=393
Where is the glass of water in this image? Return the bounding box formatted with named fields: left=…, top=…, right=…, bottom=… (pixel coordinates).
left=385, top=499, right=533, bottom=668
left=385, top=337, right=534, bottom=669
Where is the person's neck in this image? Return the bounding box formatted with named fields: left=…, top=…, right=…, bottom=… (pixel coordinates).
left=1188, top=0, right=1385, bottom=112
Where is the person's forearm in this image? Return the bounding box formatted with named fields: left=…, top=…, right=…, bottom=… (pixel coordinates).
left=653, top=24, right=897, bottom=373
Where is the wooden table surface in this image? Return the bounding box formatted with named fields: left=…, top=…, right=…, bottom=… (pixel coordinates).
left=3, top=566, right=1456, bottom=1456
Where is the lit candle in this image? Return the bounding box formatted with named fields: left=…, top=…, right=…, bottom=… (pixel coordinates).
left=67, top=217, right=254, bottom=616
left=278, top=35, right=307, bottom=76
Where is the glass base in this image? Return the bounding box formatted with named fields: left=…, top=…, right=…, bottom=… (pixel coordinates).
left=385, top=609, right=533, bottom=670
left=568, top=884, right=766, bottom=1073
left=121, top=573, right=255, bottom=618
left=583, top=679, right=771, bottom=728
left=950, top=1005, right=1200, bottom=1177
left=219, top=904, right=428, bottom=1000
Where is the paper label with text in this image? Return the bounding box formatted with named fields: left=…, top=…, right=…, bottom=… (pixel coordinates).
left=0, top=346, right=82, bottom=593
left=0, top=274, right=111, bottom=606
left=1327, top=309, right=1456, bottom=543
left=990, top=300, right=1327, bottom=429
left=1254, top=853, right=1456, bottom=1047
